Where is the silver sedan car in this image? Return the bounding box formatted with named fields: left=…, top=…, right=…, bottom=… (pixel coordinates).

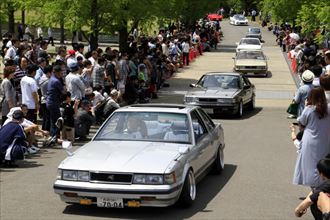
left=54, top=104, right=225, bottom=208
left=184, top=72, right=256, bottom=117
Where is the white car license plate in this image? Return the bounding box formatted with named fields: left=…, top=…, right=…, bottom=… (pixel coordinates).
left=204, top=108, right=214, bottom=114
left=97, top=198, right=124, bottom=208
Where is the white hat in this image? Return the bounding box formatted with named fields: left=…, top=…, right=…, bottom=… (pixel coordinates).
left=110, top=89, right=118, bottom=96
left=301, top=70, right=314, bottom=83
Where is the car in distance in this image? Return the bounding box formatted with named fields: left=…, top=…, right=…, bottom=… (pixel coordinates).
left=229, top=14, right=248, bottom=26
left=236, top=38, right=262, bottom=52
left=184, top=72, right=256, bottom=117
left=53, top=104, right=225, bottom=208
left=246, top=27, right=262, bottom=40
left=234, top=50, right=268, bottom=76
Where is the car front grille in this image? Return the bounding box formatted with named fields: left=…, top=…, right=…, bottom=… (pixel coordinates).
left=199, top=98, right=218, bottom=102
left=90, top=172, right=133, bottom=184
left=244, top=66, right=257, bottom=69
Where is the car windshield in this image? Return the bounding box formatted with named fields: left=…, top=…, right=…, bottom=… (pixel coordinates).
left=239, top=38, right=260, bottom=45
left=95, top=112, right=192, bottom=144
left=197, top=74, right=240, bottom=89
left=237, top=15, right=246, bottom=20
left=236, top=51, right=265, bottom=60
left=248, top=28, right=260, bottom=34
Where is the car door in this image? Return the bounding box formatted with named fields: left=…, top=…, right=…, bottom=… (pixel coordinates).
left=190, top=110, right=213, bottom=177
left=242, top=76, right=253, bottom=104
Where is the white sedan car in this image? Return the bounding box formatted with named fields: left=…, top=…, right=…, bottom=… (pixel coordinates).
left=230, top=14, right=248, bottom=25
left=54, top=104, right=225, bottom=208
left=234, top=50, right=268, bottom=76
left=236, top=38, right=262, bottom=52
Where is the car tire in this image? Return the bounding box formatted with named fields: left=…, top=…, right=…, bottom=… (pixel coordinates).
left=212, top=146, right=224, bottom=174
left=177, top=169, right=196, bottom=207
left=235, top=100, right=243, bottom=118
left=248, top=95, right=255, bottom=110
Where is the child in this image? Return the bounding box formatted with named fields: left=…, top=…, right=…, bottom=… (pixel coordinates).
left=61, top=92, right=79, bottom=142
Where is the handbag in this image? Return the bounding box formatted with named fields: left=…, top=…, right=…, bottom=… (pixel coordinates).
left=287, top=101, right=298, bottom=115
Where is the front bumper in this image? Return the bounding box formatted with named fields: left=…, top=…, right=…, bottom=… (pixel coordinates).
left=185, top=103, right=238, bottom=114
left=235, top=67, right=267, bottom=74
left=54, top=180, right=182, bottom=207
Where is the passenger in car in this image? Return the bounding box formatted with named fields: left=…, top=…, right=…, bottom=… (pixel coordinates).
left=125, top=116, right=147, bottom=139
left=164, top=121, right=189, bottom=142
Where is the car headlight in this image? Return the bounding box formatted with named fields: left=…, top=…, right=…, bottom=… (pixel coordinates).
left=185, top=96, right=198, bottom=103
left=62, top=170, right=90, bottom=182
left=218, top=98, right=234, bottom=103
left=133, top=174, right=164, bottom=185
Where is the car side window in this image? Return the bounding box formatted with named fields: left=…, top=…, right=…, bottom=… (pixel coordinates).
left=190, top=110, right=207, bottom=142
left=197, top=108, right=215, bottom=131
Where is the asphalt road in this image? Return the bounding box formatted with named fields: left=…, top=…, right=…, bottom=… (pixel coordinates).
left=0, top=20, right=311, bottom=220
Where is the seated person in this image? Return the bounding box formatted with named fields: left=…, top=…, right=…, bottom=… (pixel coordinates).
left=295, top=156, right=330, bottom=220
left=124, top=116, right=147, bottom=139
left=227, top=77, right=239, bottom=89
left=164, top=121, right=189, bottom=142
left=0, top=110, right=28, bottom=167
left=75, top=100, right=95, bottom=141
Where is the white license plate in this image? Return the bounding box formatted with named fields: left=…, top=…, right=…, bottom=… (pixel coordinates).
left=97, top=197, right=124, bottom=208
left=204, top=108, right=214, bottom=114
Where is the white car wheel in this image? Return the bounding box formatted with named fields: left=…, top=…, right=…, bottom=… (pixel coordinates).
left=178, top=169, right=196, bottom=207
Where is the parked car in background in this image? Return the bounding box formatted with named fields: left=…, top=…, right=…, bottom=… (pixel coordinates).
left=246, top=27, right=262, bottom=40
left=54, top=104, right=225, bottom=208
left=236, top=38, right=262, bottom=52
left=184, top=72, right=256, bottom=117
left=229, top=14, right=248, bottom=26
left=234, top=50, right=268, bottom=76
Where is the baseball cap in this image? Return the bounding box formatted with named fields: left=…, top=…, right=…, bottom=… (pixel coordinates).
left=68, top=62, right=79, bottom=71
left=68, top=49, right=76, bottom=55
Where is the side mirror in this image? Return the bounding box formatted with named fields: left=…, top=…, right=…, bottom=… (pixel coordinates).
left=244, top=85, right=251, bottom=89
left=62, top=141, right=74, bottom=156
left=190, top=83, right=196, bottom=88
left=232, top=57, right=235, bottom=59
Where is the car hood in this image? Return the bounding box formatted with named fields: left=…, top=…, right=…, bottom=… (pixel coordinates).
left=59, top=141, right=188, bottom=173
left=186, top=87, right=239, bottom=98
left=235, top=59, right=267, bottom=66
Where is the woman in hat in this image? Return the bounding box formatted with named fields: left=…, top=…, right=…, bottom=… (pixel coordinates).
left=293, top=88, right=330, bottom=187
left=293, top=70, right=315, bottom=117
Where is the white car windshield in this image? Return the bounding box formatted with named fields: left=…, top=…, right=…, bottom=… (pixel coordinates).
left=198, top=74, right=240, bottom=89
left=237, top=51, right=265, bottom=60
left=237, top=15, right=246, bottom=20
left=248, top=28, right=260, bottom=34
left=95, top=112, right=192, bottom=143
left=239, top=38, right=260, bottom=45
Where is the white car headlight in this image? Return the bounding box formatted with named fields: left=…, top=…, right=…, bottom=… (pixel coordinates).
left=62, top=170, right=78, bottom=181
left=133, top=174, right=164, bottom=185
left=77, top=171, right=90, bottom=182
left=185, top=96, right=198, bottom=103
left=62, top=170, right=90, bottom=181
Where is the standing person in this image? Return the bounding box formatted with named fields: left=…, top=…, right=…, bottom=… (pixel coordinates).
left=92, top=57, right=105, bottom=89
left=46, top=65, right=65, bottom=141
left=4, top=39, right=20, bottom=63
left=181, top=38, right=190, bottom=66
left=320, top=75, right=330, bottom=104
left=13, top=57, right=28, bottom=104
left=34, top=57, right=47, bottom=87
left=17, top=23, right=24, bottom=41
left=37, top=27, right=43, bottom=41
left=65, top=62, right=85, bottom=101
left=75, top=43, right=85, bottom=61
left=1, top=66, right=17, bottom=125
left=25, top=25, right=34, bottom=41
left=117, top=53, right=129, bottom=94
left=20, top=64, right=39, bottom=123
left=251, top=9, right=257, bottom=21
left=325, top=51, right=330, bottom=76
left=293, top=88, right=330, bottom=187
left=293, top=70, right=315, bottom=117
left=47, top=27, right=54, bottom=46
left=61, top=92, right=79, bottom=142
left=39, top=65, right=52, bottom=131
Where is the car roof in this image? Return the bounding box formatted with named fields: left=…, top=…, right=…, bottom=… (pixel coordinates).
left=204, top=72, right=241, bottom=76
left=117, top=103, right=197, bottom=114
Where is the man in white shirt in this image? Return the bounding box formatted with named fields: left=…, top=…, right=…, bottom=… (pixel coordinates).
left=65, top=62, right=85, bottom=101
left=20, top=64, right=39, bottom=123
left=75, top=43, right=85, bottom=61
left=181, top=38, right=190, bottom=66
left=66, top=50, right=77, bottom=68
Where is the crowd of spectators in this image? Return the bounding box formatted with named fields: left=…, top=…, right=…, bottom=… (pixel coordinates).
left=0, top=19, right=222, bottom=167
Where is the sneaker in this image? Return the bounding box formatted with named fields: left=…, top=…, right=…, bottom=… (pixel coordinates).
left=287, top=115, right=297, bottom=119
left=30, top=145, right=40, bottom=151
left=27, top=148, right=38, bottom=154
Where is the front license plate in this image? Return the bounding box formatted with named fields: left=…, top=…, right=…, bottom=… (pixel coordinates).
left=97, top=198, right=124, bottom=208
left=204, top=108, right=214, bottom=114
